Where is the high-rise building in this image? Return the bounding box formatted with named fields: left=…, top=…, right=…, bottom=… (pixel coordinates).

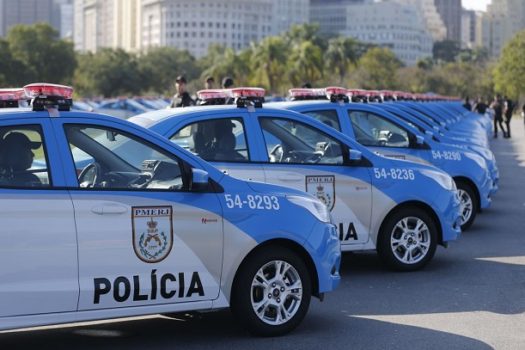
left=75, top=0, right=309, bottom=56
left=273, top=0, right=309, bottom=34
left=433, top=0, right=462, bottom=41
left=74, top=0, right=114, bottom=52
left=461, top=9, right=476, bottom=48
left=56, top=0, right=74, bottom=39
left=482, top=0, right=525, bottom=57
left=396, top=0, right=447, bottom=41
left=0, top=0, right=59, bottom=37
left=311, top=0, right=433, bottom=65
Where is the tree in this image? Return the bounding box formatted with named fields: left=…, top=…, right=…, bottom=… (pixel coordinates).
left=250, top=36, right=290, bottom=93
left=352, top=47, right=403, bottom=89
left=324, top=37, right=360, bottom=84
left=493, top=29, right=525, bottom=99
left=200, top=47, right=250, bottom=87
left=6, top=23, right=76, bottom=85
left=74, top=49, right=142, bottom=97
left=432, top=40, right=461, bottom=63
left=138, top=47, right=198, bottom=94
left=288, top=41, right=324, bottom=87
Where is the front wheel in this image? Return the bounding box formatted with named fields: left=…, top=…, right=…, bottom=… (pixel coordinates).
left=456, top=180, right=478, bottom=231
left=231, top=246, right=311, bottom=337
left=377, top=207, right=438, bottom=271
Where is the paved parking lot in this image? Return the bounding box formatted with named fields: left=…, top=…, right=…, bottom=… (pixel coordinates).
left=2, top=118, right=525, bottom=349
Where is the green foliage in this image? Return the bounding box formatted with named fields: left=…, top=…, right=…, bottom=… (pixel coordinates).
left=494, top=30, right=525, bottom=99
left=351, top=47, right=403, bottom=89
left=138, top=47, right=198, bottom=94
left=250, top=36, right=290, bottom=92
left=74, top=49, right=142, bottom=97
left=1, top=23, right=76, bottom=86
left=433, top=40, right=461, bottom=63
left=0, top=23, right=501, bottom=99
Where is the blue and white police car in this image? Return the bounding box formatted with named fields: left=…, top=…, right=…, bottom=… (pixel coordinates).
left=0, top=84, right=341, bottom=336
left=271, top=87, right=494, bottom=230
left=130, top=88, right=462, bottom=272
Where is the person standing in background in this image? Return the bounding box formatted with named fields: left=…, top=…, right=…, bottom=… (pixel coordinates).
left=473, top=97, right=488, bottom=115
left=169, top=75, right=195, bottom=108
left=491, top=95, right=505, bottom=138
left=204, top=76, right=215, bottom=89
left=503, top=96, right=515, bottom=138
left=463, top=96, right=472, bottom=111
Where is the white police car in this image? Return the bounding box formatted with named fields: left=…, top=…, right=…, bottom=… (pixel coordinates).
left=131, top=88, right=462, bottom=272
left=0, top=84, right=340, bottom=336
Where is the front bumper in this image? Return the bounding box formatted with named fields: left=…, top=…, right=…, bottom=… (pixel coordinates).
left=306, top=222, right=341, bottom=294
left=440, top=190, right=462, bottom=243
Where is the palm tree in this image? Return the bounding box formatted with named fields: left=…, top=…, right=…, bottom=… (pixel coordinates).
left=325, top=37, right=360, bottom=84
left=250, top=36, right=290, bottom=92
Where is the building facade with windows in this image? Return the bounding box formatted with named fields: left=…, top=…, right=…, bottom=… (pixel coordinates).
left=75, top=0, right=309, bottom=56
left=482, top=0, right=525, bottom=57
left=433, top=0, right=461, bottom=41
left=0, top=0, right=59, bottom=37
left=311, top=0, right=433, bottom=66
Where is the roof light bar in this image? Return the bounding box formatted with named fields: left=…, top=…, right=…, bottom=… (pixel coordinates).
left=227, top=87, right=265, bottom=108
left=288, top=88, right=326, bottom=99
left=196, top=89, right=229, bottom=100
left=23, top=83, right=73, bottom=111
left=229, top=87, right=265, bottom=99
left=0, top=88, right=26, bottom=108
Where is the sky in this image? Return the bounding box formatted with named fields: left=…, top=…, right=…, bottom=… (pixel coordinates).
left=462, top=0, right=492, bottom=11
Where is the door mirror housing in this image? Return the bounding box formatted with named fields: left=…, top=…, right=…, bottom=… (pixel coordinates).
left=191, top=168, right=209, bottom=192
left=425, top=130, right=434, bottom=138
left=348, top=149, right=363, bottom=161
left=416, top=135, right=425, bottom=145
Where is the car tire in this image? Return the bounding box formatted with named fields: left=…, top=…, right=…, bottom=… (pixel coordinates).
left=231, top=246, right=311, bottom=337
left=377, top=207, right=438, bottom=271
left=456, top=180, right=478, bottom=231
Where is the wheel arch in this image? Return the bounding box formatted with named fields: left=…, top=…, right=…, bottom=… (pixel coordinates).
left=379, top=201, right=444, bottom=245
left=453, top=176, right=481, bottom=213
left=231, top=239, right=320, bottom=299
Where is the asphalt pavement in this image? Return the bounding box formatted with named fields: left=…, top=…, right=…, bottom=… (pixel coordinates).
left=2, top=117, right=525, bottom=350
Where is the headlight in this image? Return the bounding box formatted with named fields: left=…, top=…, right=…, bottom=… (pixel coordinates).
left=463, top=151, right=486, bottom=169
left=287, top=195, right=331, bottom=223
left=421, top=169, right=456, bottom=191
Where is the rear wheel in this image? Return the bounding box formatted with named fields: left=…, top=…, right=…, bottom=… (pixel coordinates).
left=231, top=246, right=311, bottom=337
left=456, top=180, right=478, bottom=231
left=377, top=207, right=438, bottom=271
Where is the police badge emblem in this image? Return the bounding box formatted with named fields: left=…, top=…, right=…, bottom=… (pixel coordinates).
left=306, top=175, right=336, bottom=211
left=132, top=206, right=173, bottom=263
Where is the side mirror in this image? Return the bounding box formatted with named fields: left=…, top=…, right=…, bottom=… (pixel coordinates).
left=425, top=130, right=434, bottom=138
left=416, top=135, right=425, bottom=145
left=348, top=149, right=362, bottom=161
left=191, top=168, right=209, bottom=192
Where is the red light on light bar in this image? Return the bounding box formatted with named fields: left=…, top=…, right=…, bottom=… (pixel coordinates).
left=347, top=89, right=369, bottom=96
left=23, top=83, right=73, bottom=99
left=197, top=89, right=229, bottom=100
left=0, top=88, right=26, bottom=101
left=325, top=86, right=348, bottom=96
left=229, top=87, right=265, bottom=98
left=288, top=88, right=326, bottom=98
left=367, top=90, right=381, bottom=97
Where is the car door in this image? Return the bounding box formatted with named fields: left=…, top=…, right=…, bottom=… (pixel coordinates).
left=54, top=119, right=223, bottom=311
left=0, top=119, right=78, bottom=317
left=168, top=114, right=266, bottom=182
left=254, top=114, right=372, bottom=246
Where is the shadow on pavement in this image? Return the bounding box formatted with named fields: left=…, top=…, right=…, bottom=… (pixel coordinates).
left=0, top=310, right=492, bottom=350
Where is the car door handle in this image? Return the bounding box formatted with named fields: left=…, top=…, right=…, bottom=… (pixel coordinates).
left=91, top=204, right=128, bottom=215
left=277, top=173, right=304, bottom=182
